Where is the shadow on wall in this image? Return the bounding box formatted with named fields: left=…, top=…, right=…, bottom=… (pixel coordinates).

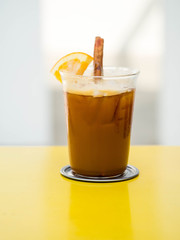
left=131, top=90, right=158, bottom=145
left=51, top=89, right=158, bottom=145
left=51, top=89, right=67, bottom=145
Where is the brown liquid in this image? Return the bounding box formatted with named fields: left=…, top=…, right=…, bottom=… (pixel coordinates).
left=65, top=89, right=135, bottom=177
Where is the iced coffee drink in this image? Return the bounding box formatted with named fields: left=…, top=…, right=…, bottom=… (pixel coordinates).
left=62, top=70, right=136, bottom=177
left=51, top=37, right=139, bottom=178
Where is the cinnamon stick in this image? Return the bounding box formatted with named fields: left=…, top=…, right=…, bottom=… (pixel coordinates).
left=93, top=36, right=104, bottom=76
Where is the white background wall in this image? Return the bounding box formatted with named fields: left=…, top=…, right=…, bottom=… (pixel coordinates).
left=158, top=0, right=180, bottom=145
left=0, top=0, right=50, bottom=145
left=1, top=0, right=180, bottom=145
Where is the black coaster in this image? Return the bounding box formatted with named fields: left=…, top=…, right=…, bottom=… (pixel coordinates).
left=60, top=165, right=139, bottom=183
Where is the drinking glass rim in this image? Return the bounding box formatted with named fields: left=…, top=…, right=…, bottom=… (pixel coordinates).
left=60, top=66, right=140, bottom=80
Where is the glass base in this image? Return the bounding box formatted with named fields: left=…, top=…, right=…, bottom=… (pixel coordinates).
left=60, top=165, right=139, bottom=183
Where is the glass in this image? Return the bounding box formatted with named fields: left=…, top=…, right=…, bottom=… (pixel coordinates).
left=61, top=67, right=139, bottom=177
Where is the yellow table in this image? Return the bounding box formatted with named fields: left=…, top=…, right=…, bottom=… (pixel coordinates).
left=0, top=146, right=180, bottom=240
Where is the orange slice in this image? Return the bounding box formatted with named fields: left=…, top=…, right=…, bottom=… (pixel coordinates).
left=50, top=52, right=93, bottom=82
